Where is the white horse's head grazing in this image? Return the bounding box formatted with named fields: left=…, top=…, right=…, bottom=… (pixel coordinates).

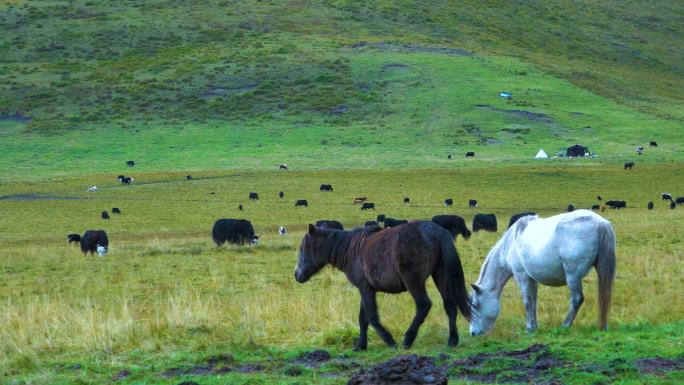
left=469, top=283, right=500, bottom=336
left=469, top=217, right=534, bottom=336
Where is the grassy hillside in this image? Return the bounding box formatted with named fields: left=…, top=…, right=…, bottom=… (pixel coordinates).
left=1, top=49, right=682, bottom=179
left=1, top=0, right=682, bottom=177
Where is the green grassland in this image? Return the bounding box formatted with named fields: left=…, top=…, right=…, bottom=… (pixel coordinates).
left=1, top=166, right=683, bottom=384
left=1, top=0, right=684, bottom=383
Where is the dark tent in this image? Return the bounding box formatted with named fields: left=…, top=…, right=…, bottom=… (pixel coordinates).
left=566, top=144, right=588, bottom=157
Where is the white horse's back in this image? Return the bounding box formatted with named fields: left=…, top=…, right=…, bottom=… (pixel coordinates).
left=516, top=210, right=606, bottom=286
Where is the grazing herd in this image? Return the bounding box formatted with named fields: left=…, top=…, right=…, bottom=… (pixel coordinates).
left=69, top=170, right=681, bottom=260
left=61, top=163, right=678, bottom=349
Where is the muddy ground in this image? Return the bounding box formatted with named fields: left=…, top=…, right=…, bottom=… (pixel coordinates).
left=139, top=345, right=683, bottom=384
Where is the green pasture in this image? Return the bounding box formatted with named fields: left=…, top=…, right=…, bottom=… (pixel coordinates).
left=1, top=166, right=683, bottom=384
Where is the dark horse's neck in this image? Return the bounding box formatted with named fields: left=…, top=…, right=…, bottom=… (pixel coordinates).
left=320, top=228, right=367, bottom=271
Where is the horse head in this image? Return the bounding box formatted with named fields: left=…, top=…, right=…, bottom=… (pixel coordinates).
left=469, top=283, right=500, bottom=336
left=294, top=224, right=330, bottom=283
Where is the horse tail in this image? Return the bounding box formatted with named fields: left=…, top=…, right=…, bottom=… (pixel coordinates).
left=595, top=220, right=616, bottom=330
left=440, top=233, right=472, bottom=321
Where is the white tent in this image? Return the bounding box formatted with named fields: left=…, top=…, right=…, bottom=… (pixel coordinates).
left=534, top=149, right=548, bottom=159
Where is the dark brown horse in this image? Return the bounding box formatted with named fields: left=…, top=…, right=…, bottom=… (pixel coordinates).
left=295, top=221, right=472, bottom=350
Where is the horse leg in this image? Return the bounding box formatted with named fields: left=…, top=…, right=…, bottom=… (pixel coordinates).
left=432, top=267, right=459, bottom=347
left=354, top=299, right=369, bottom=351
left=360, top=289, right=397, bottom=348
left=402, top=282, right=432, bottom=349
left=562, top=275, right=584, bottom=328
left=515, top=275, right=538, bottom=332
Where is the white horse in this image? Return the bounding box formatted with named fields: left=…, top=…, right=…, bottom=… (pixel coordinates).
left=469, top=210, right=616, bottom=336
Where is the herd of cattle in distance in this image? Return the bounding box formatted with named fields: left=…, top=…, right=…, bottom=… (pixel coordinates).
left=207, top=187, right=682, bottom=246
left=69, top=158, right=684, bottom=255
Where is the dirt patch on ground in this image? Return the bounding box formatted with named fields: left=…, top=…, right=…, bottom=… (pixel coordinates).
left=292, top=349, right=333, bottom=368
left=348, top=354, right=447, bottom=385
left=382, top=63, right=410, bottom=71
left=352, top=41, right=472, bottom=56
left=0, top=194, right=84, bottom=201
left=475, top=104, right=555, bottom=124
left=112, top=369, right=131, bottom=381
left=202, top=83, right=259, bottom=99
left=485, top=138, right=504, bottom=145
left=635, top=357, right=684, bottom=375
left=161, top=353, right=265, bottom=377
left=449, top=344, right=565, bottom=384
left=0, top=114, right=32, bottom=123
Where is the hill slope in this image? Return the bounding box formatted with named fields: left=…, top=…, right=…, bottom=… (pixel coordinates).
left=0, top=0, right=682, bottom=177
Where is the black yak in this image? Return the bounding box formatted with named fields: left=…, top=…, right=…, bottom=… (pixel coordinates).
left=67, top=234, right=81, bottom=243
left=473, top=213, right=497, bottom=232
left=361, top=202, right=375, bottom=210
left=315, top=220, right=344, bottom=230
left=383, top=218, right=408, bottom=228
left=431, top=215, right=471, bottom=240
left=80, top=230, right=109, bottom=256
left=508, top=212, right=536, bottom=228
left=212, top=219, right=258, bottom=246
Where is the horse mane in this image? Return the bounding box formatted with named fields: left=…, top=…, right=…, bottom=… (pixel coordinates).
left=317, top=227, right=371, bottom=267
left=475, top=215, right=536, bottom=284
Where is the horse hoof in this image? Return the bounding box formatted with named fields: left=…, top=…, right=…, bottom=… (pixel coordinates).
left=353, top=344, right=367, bottom=352
left=387, top=343, right=398, bottom=350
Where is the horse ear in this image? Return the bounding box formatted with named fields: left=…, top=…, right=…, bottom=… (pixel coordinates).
left=308, top=224, right=316, bottom=235
left=470, top=283, right=482, bottom=293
